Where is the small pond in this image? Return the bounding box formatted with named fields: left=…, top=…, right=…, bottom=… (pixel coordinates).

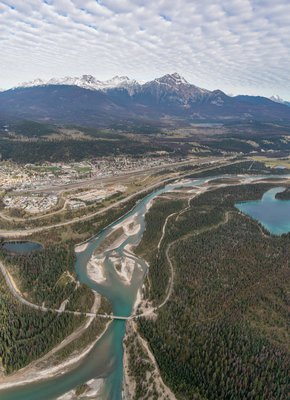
left=2, top=241, right=44, bottom=254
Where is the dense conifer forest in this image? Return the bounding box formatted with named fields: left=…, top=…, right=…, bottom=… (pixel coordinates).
left=275, top=187, right=290, bottom=200
left=0, top=273, right=85, bottom=373
left=0, top=243, right=94, bottom=310
left=136, top=183, right=290, bottom=400
left=0, top=240, right=100, bottom=374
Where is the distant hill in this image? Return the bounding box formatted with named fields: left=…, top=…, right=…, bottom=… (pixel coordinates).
left=1, top=73, right=290, bottom=127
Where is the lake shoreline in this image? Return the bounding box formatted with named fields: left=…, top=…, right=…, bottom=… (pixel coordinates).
left=3, top=173, right=290, bottom=399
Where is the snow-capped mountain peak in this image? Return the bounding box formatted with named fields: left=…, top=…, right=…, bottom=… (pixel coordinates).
left=169, top=72, right=189, bottom=84
left=106, top=75, right=130, bottom=84
left=155, top=72, right=189, bottom=86
left=17, top=78, right=46, bottom=88
left=14, top=75, right=139, bottom=93
left=270, top=95, right=290, bottom=107
left=3, top=74, right=290, bottom=124
left=102, top=76, right=139, bottom=93
left=270, top=94, right=285, bottom=104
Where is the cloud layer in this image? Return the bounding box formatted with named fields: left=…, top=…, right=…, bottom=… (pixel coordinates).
left=1, top=0, right=290, bottom=98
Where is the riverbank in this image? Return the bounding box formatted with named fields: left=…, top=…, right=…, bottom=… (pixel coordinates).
left=2, top=166, right=284, bottom=399
left=0, top=319, right=111, bottom=391
left=0, top=291, right=110, bottom=391
left=122, top=321, right=177, bottom=400
left=75, top=242, right=89, bottom=253
left=57, top=378, right=104, bottom=399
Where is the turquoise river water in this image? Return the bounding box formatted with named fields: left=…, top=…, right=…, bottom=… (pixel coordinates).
left=0, top=175, right=289, bottom=400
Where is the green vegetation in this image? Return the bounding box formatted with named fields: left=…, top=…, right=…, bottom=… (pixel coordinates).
left=0, top=230, right=113, bottom=376
left=188, top=160, right=290, bottom=178
left=75, top=384, right=89, bottom=396
left=29, top=165, right=61, bottom=173
left=251, top=155, right=290, bottom=169
left=2, top=118, right=290, bottom=164
left=13, top=120, right=56, bottom=137
left=98, top=295, right=113, bottom=315
left=136, top=198, right=185, bottom=257
left=52, top=318, right=108, bottom=365
left=136, top=195, right=226, bottom=304
left=136, top=183, right=290, bottom=400
left=0, top=243, right=94, bottom=310
left=51, top=295, right=112, bottom=365
left=0, top=273, right=84, bottom=374
left=124, top=324, right=159, bottom=400
left=135, top=198, right=186, bottom=302
left=0, top=136, right=171, bottom=163
left=0, top=199, right=124, bottom=374
left=275, top=187, right=290, bottom=200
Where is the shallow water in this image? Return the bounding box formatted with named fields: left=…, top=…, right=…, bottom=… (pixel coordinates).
left=0, top=179, right=202, bottom=400
left=1, top=175, right=288, bottom=400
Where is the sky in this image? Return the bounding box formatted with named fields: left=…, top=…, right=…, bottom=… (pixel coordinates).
left=1, top=0, right=290, bottom=100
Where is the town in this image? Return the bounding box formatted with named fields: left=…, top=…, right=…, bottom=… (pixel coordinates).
left=0, top=155, right=190, bottom=214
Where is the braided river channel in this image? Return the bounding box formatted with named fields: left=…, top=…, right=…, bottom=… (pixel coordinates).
left=0, top=174, right=288, bottom=400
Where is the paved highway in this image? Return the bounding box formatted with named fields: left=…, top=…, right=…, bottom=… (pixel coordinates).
left=0, top=158, right=234, bottom=238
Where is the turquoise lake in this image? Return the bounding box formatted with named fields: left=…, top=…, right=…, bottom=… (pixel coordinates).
left=235, top=187, right=290, bottom=235
left=1, top=175, right=289, bottom=400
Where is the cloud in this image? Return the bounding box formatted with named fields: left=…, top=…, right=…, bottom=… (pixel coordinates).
left=1, top=0, right=290, bottom=99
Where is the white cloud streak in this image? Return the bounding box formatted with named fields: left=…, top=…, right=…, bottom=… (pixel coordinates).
left=0, top=0, right=290, bottom=99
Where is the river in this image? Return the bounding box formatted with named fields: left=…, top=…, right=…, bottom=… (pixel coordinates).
left=0, top=174, right=288, bottom=400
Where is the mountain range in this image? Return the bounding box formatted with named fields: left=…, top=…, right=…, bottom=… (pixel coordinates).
left=1, top=73, right=290, bottom=127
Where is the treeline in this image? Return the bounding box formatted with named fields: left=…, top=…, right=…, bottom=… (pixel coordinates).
left=137, top=184, right=290, bottom=399
left=136, top=197, right=225, bottom=304
left=52, top=318, right=107, bottom=365
left=135, top=198, right=185, bottom=258
left=275, top=187, right=290, bottom=200
left=0, top=274, right=84, bottom=373
left=202, top=133, right=290, bottom=155
left=191, top=182, right=276, bottom=209
left=124, top=325, right=158, bottom=400
left=188, top=160, right=290, bottom=178
left=0, top=136, right=171, bottom=163
left=0, top=243, right=94, bottom=311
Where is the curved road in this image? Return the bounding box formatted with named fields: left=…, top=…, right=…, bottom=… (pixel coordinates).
left=0, top=260, right=128, bottom=320
left=0, top=159, right=235, bottom=238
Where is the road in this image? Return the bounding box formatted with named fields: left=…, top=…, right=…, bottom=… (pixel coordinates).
left=0, top=168, right=276, bottom=324
left=0, top=157, right=222, bottom=225
left=0, top=210, right=231, bottom=322
left=0, top=159, right=248, bottom=325
left=0, top=158, right=234, bottom=237
left=0, top=259, right=130, bottom=320
left=18, top=157, right=216, bottom=194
